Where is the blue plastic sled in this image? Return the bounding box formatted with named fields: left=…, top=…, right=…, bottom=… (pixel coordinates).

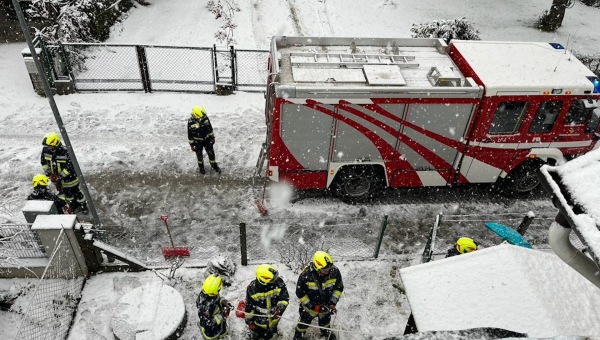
left=484, top=222, right=533, bottom=249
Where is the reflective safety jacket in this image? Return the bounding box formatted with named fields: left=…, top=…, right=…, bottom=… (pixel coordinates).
left=27, top=188, right=67, bottom=213
left=196, top=291, right=228, bottom=339
left=40, top=145, right=79, bottom=188
left=188, top=115, right=215, bottom=145
left=244, top=277, right=289, bottom=328
left=296, top=265, right=343, bottom=316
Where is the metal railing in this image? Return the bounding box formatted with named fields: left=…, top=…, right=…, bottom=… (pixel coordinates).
left=0, top=224, right=46, bottom=260
left=47, top=41, right=269, bottom=93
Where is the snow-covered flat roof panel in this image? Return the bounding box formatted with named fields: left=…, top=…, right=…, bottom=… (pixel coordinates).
left=400, top=244, right=600, bottom=337
left=452, top=41, right=596, bottom=95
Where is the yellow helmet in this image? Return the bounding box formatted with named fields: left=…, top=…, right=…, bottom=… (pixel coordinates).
left=32, top=174, right=49, bottom=188
left=202, top=274, right=222, bottom=296
left=456, top=237, right=477, bottom=254
left=42, top=132, right=60, bottom=146
left=256, top=264, right=278, bottom=285
left=191, top=105, right=206, bottom=119
left=312, top=251, right=333, bottom=270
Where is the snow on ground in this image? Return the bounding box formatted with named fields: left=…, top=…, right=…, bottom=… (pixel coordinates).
left=2, top=0, right=600, bottom=338
left=110, top=0, right=600, bottom=54
left=67, top=260, right=409, bottom=340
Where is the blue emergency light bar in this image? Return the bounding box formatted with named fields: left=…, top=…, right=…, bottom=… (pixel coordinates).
left=588, top=76, right=600, bottom=93
left=549, top=43, right=565, bottom=49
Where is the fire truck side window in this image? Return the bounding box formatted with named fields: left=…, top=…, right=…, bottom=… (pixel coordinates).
left=529, top=100, right=562, bottom=133
left=586, top=108, right=600, bottom=133
left=563, top=99, right=591, bottom=125
left=489, top=101, right=529, bottom=134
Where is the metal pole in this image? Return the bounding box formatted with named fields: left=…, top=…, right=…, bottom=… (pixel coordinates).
left=11, top=0, right=101, bottom=229
left=517, top=212, right=535, bottom=236
left=373, top=214, right=388, bottom=259
left=239, top=222, right=248, bottom=266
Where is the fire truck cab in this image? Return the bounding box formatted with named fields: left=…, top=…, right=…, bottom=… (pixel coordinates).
left=257, top=37, right=600, bottom=198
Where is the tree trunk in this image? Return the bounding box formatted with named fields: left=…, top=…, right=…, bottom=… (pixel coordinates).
left=541, top=0, right=570, bottom=31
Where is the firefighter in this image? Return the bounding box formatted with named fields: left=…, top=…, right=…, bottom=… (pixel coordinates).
left=446, top=237, right=478, bottom=258
left=40, top=132, right=88, bottom=214
left=27, top=174, right=72, bottom=214
left=245, top=264, right=289, bottom=340
left=294, top=251, right=343, bottom=340
left=196, top=274, right=231, bottom=340
left=188, top=106, right=221, bottom=174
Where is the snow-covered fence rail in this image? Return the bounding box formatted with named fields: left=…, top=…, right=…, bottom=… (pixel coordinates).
left=0, top=224, right=46, bottom=260
left=51, top=42, right=269, bottom=94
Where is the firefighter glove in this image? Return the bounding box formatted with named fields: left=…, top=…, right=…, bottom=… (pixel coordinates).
left=49, top=174, right=59, bottom=182
left=223, top=302, right=231, bottom=317
left=210, top=138, right=215, bottom=144
left=314, top=304, right=321, bottom=313
left=191, top=146, right=196, bottom=151
left=328, top=304, right=337, bottom=314
left=273, top=307, right=283, bottom=318
left=248, top=323, right=256, bottom=330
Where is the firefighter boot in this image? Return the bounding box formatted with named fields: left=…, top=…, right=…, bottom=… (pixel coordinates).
left=198, top=164, right=205, bottom=175
left=211, top=163, right=221, bottom=174
left=320, top=329, right=337, bottom=340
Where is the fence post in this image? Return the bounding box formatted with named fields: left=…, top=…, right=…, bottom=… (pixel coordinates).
left=239, top=222, right=248, bottom=266
left=517, top=212, right=535, bottom=236
left=230, top=45, right=237, bottom=90
left=58, top=42, right=77, bottom=92
left=135, top=45, right=152, bottom=93
left=421, top=213, right=442, bottom=263
left=373, top=214, right=388, bottom=259
left=213, top=44, right=219, bottom=85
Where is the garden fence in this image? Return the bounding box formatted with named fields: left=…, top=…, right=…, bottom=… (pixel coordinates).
left=0, top=224, right=46, bottom=261
left=40, top=40, right=269, bottom=93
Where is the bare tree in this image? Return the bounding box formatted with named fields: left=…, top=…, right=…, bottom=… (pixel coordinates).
left=207, top=0, right=240, bottom=45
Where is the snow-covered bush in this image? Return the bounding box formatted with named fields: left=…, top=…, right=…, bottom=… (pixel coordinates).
left=26, top=0, right=146, bottom=43
left=580, top=0, right=600, bottom=7
left=207, top=0, right=240, bottom=45
left=278, top=241, right=329, bottom=273
left=410, top=17, right=480, bottom=44
left=573, top=51, right=600, bottom=77
left=206, top=256, right=236, bottom=286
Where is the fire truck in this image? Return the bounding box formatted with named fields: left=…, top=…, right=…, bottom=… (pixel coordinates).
left=254, top=37, right=600, bottom=198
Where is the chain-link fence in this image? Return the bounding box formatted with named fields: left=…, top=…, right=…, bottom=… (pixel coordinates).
left=243, top=216, right=388, bottom=272
left=0, top=224, right=46, bottom=260
left=235, top=49, right=269, bottom=90
left=16, top=229, right=85, bottom=340
left=419, top=210, right=586, bottom=263
left=48, top=42, right=269, bottom=93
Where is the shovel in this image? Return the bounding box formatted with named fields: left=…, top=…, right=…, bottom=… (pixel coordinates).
left=160, top=214, right=190, bottom=257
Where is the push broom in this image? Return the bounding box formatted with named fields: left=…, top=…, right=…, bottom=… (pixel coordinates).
left=160, top=214, right=190, bottom=258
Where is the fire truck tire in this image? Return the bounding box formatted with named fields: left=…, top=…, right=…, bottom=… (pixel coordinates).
left=333, top=165, right=385, bottom=200
left=499, top=161, right=544, bottom=197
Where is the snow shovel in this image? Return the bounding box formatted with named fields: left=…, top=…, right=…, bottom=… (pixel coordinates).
left=160, top=214, right=190, bottom=257
left=484, top=222, right=533, bottom=249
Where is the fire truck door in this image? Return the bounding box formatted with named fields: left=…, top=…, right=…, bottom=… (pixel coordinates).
left=549, top=98, right=599, bottom=149
left=520, top=99, right=564, bottom=147
left=331, top=104, right=405, bottom=164
left=280, top=104, right=334, bottom=171
left=397, top=103, right=473, bottom=185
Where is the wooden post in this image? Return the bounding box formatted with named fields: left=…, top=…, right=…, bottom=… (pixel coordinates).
left=517, top=212, right=535, bottom=236
left=135, top=45, right=152, bottom=93
left=373, top=215, right=388, bottom=259
left=239, top=223, right=248, bottom=266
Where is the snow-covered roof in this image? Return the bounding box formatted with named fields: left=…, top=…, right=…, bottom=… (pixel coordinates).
left=400, top=244, right=600, bottom=337
left=540, top=148, right=600, bottom=263
left=451, top=40, right=597, bottom=96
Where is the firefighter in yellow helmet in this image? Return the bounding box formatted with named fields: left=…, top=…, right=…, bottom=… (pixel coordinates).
left=446, top=237, right=478, bottom=258
left=196, top=274, right=232, bottom=339
left=40, top=132, right=88, bottom=214
left=244, top=264, right=289, bottom=340
left=27, top=174, right=72, bottom=214
left=188, top=106, right=221, bottom=174
left=294, top=251, right=343, bottom=340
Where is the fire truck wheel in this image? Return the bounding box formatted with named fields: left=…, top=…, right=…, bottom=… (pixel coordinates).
left=500, top=161, right=543, bottom=197
left=333, top=165, right=385, bottom=200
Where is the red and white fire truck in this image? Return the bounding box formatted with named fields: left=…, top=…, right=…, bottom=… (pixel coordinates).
left=255, top=37, right=600, bottom=198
